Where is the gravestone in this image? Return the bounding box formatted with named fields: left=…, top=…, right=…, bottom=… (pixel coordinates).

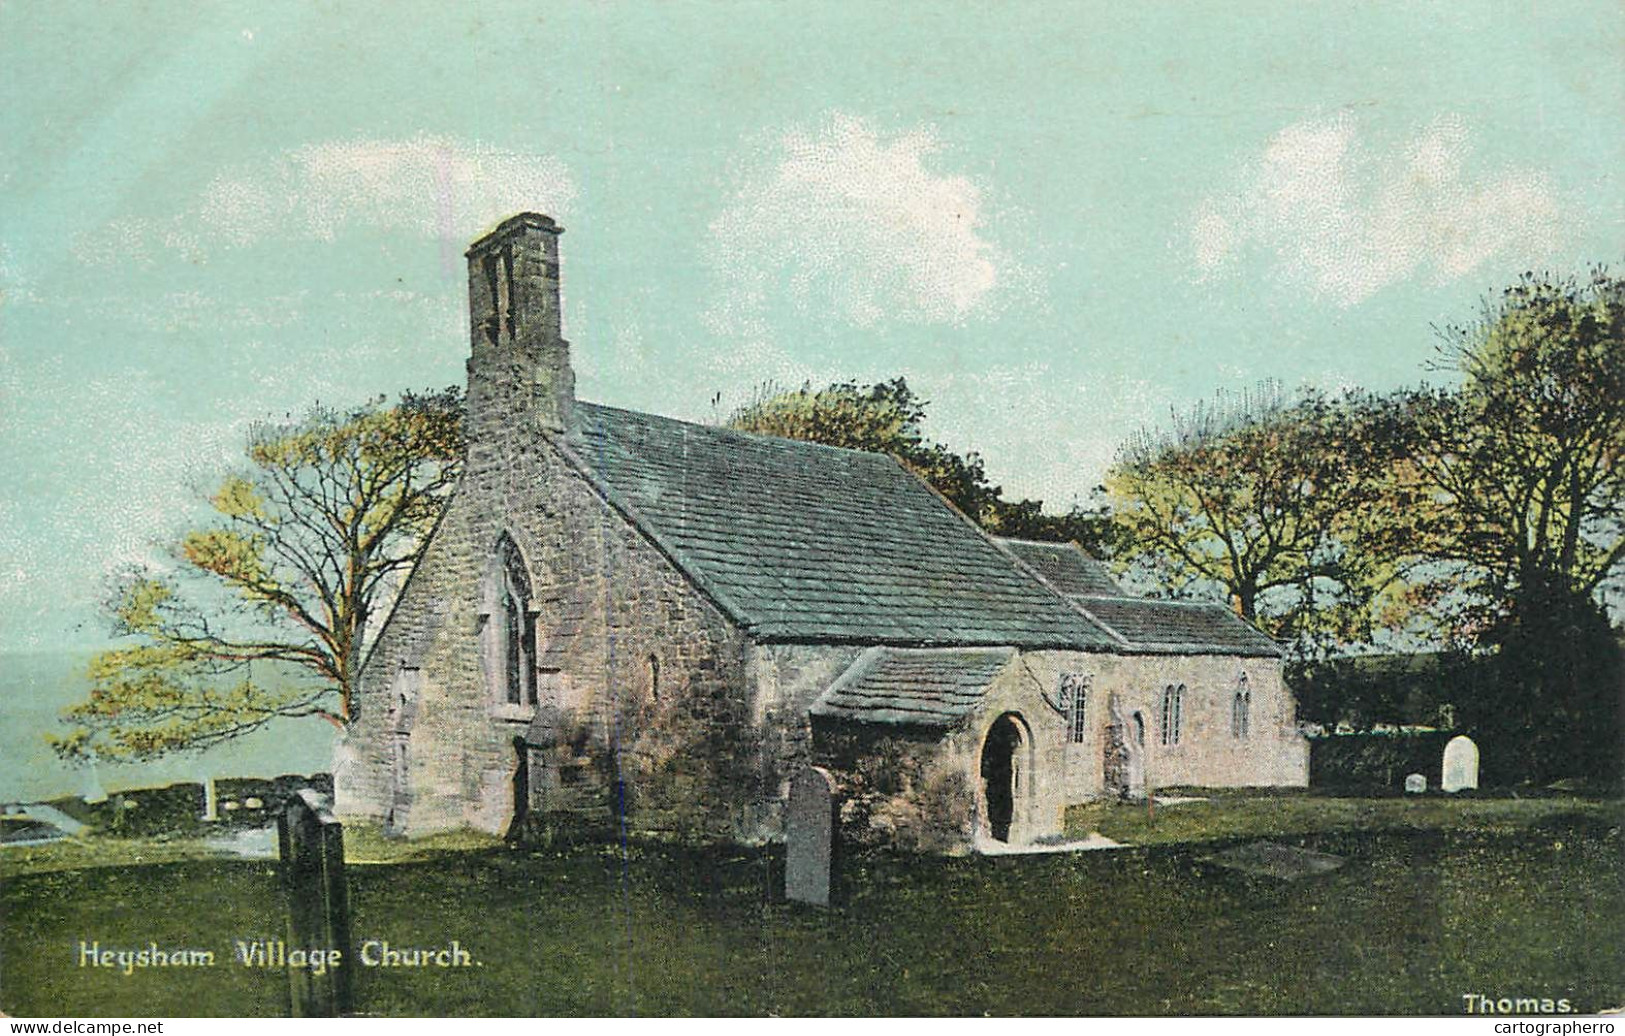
left=785, top=766, right=838, bottom=907
left=1204, top=841, right=1345, bottom=880
left=1441, top=735, right=1479, bottom=793
left=1404, top=773, right=1426, bottom=794
left=1103, top=694, right=1146, bottom=802
left=202, top=777, right=219, bottom=822
left=278, top=789, right=353, bottom=1017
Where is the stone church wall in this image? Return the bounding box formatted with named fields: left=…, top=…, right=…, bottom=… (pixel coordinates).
left=337, top=419, right=763, bottom=840
left=804, top=649, right=1309, bottom=853
left=337, top=214, right=780, bottom=842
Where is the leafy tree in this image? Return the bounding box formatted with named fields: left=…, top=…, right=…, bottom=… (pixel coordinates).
left=726, top=378, right=1118, bottom=554
left=1393, top=270, right=1623, bottom=612
left=1386, top=270, right=1624, bottom=781
left=1105, top=384, right=1412, bottom=658
left=52, top=388, right=464, bottom=762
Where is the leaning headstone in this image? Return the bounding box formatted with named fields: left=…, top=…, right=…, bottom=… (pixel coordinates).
left=1404, top=773, right=1426, bottom=794
left=785, top=766, right=838, bottom=907
left=278, top=789, right=353, bottom=1017
left=1441, top=735, right=1479, bottom=793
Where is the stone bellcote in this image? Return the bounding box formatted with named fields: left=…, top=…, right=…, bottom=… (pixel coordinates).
left=465, top=213, right=574, bottom=434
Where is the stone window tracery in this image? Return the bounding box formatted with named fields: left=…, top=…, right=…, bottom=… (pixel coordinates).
left=1160, top=684, right=1185, bottom=746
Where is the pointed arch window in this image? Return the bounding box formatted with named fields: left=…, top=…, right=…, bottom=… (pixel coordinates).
left=1232, top=673, right=1251, bottom=739
left=1058, top=672, right=1090, bottom=744
left=484, top=535, right=536, bottom=708
left=1160, top=684, right=1185, bottom=746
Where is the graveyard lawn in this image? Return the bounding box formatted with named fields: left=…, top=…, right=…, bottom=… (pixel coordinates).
left=1, top=796, right=1620, bottom=1016
left=1062, top=791, right=1623, bottom=847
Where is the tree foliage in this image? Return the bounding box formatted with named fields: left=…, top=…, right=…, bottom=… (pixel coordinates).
left=53, top=388, right=464, bottom=762
left=1385, top=270, right=1625, bottom=781
left=725, top=377, right=1117, bottom=553
left=1105, top=384, right=1410, bottom=658
left=1388, top=270, right=1624, bottom=614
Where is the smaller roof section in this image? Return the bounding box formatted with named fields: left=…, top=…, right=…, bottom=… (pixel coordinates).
left=997, top=538, right=1125, bottom=598
left=1074, top=596, right=1280, bottom=657
left=811, top=646, right=1017, bottom=729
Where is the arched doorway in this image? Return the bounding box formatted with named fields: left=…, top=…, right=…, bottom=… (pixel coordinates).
left=981, top=714, right=1027, bottom=843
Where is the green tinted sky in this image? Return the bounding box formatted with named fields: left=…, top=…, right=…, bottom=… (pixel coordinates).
left=1, top=1, right=1620, bottom=650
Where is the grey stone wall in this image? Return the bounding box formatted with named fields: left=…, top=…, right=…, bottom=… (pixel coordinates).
left=811, top=720, right=974, bottom=854
left=806, top=648, right=1310, bottom=853
left=337, top=215, right=762, bottom=842
left=336, top=415, right=759, bottom=839
left=743, top=642, right=867, bottom=835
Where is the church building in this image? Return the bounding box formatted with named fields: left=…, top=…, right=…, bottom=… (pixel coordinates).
left=333, top=213, right=1309, bottom=852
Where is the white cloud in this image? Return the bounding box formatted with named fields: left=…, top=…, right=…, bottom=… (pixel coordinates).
left=705, top=112, right=1030, bottom=335
left=70, top=136, right=576, bottom=265
left=1191, top=114, right=1564, bottom=305
left=919, top=363, right=1169, bottom=506
left=200, top=134, right=576, bottom=245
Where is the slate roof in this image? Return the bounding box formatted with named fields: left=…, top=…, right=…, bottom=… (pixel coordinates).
left=997, top=537, right=1125, bottom=597
left=563, top=403, right=1120, bottom=649
left=810, top=647, right=1017, bottom=728
left=1074, top=596, right=1280, bottom=656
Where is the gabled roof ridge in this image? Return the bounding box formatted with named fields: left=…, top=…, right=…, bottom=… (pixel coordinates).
left=1074, top=593, right=1283, bottom=658
left=818, top=645, right=886, bottom=703
left=979, top=530, right=1131, bottom=649
left=1075, top=594, right=1238, bottom=610
left=1056, top=595, right=1134, bottom=649
left=994, top=534, right=1101, bottom=558
left=574, top=399, right=911, bottom=465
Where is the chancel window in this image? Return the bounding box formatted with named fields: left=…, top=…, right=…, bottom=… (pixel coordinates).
left=1232, top=674, right=1251, bottom=739
left=1058, top=672, right=1090, bottom=744
left=485, top=535, right=536, bottom=707
left=1160, top=684, right=1185, bottom=746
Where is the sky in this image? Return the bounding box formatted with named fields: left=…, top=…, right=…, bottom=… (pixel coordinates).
left=1, top=0, right=1621, bottom=655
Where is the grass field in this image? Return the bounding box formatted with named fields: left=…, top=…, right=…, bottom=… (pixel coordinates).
left=2, top=796, right=1620, bottom=1017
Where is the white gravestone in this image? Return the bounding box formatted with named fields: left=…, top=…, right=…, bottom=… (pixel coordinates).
left=1404, top=773, right=1426, bottom=794
left=1441, top=735, right=1479, bottom=793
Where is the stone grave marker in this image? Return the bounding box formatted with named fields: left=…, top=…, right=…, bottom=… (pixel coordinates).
left=1441, top=735, right=1479, bottom=793
left=278, top=789, right=353, bottom=1017
left=785, top=766, right=838, bottom=907
left=1404, top=773, right=1426, bottom=794
left=1203, top=841, right=1345, bottom=880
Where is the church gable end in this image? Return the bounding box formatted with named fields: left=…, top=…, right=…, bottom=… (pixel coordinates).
left=339, top=215, right=756, bottom=841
